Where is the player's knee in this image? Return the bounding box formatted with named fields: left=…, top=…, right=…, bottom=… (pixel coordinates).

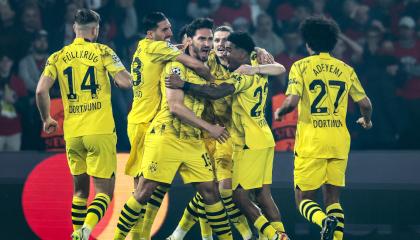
left=73, top=189, right=89, bottom=199
left=219, top=178, right=232, bottom=191
left=324, top=184, right=341, bottom=206
left=197, top=182, right=218, bottom=204
left=133, top=180, right=158, bottom=204
left=255, top=185, right=271, bottom=201
left=295, top=187, right=317, bottom=208
left=324, top=194, right=340, bottom=206
left=232, top=187, right=247, bottom=206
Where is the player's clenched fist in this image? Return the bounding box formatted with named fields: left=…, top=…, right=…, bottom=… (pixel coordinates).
left=43, top=117, right=58, bottom=134
left=356, top=117, right=372, bottom=130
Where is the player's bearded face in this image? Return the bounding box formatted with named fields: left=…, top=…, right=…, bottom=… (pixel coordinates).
left=154, top=19, right=173, bottom=41
left=213, top=31, right=230, bottom=58
left=191, top=28, right=213, bottom=62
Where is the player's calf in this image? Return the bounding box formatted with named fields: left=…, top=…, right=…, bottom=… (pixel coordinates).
left=195, top=181, right=233, bottom=240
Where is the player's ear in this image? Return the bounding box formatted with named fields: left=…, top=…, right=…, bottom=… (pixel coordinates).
left=92, top=26, right=97, bottom=36
left=146, top=30, right=154, bottom=39
left=73, top=24, right=77, bottom=33
left=186, top=37, right=192, bottom=46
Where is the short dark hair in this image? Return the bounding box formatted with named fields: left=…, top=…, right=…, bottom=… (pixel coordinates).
left=214, top=25, right=233, bottom=34
left=300, top=16, right=340, bottom=52
left=74, top=9, right=100, bottom=25
left=227, top=32, right=255, bottom=54
left=186, top=18, right=214, bottom=37
left=142, top=12, right=167, bottom=33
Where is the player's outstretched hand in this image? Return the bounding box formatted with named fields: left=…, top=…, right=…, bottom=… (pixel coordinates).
left=165, top=73, right=185, bottom=89
left=256, top=48, right=274, bottom=64
left=43, top=117, right=58, bottom=134
left=235, top=64, right=256, bottom=75
left=356, top=117, right=372, bottom=129
left=208, top=124, right=230, bottom=143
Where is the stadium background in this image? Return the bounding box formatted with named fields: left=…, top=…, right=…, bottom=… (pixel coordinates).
left=0, top=0, right=419, bottom=239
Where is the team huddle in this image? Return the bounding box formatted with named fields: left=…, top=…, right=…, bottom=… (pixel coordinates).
left=35, top=8, right=373, bottom=240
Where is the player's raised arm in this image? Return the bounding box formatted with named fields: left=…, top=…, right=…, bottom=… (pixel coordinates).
left=166, top=87, right=229, bottom=143
left=165, top=73, right=235, bottom=100
left=234, top=63, right=286, bottom=76
left=176, top=53, right=214, bottom=81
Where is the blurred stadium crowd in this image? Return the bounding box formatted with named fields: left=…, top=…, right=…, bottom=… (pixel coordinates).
left=0, top=0, right=419, bottom=151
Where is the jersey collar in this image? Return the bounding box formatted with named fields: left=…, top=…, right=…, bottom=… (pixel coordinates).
left=73, top=38, right=92, bottom=44
left=315, top=52, right=332, bottom=59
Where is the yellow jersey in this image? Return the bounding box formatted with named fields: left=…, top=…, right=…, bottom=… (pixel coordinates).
left=150, top=61, right=207, bottom=140
left=286, top=52, right=367, bottom=159
left=231, top=72, right=275, bottom=149
left=42, top=38, right=125, bottom=139
left=127, top=38, right=181, bottom=124
left=205, top=51, right=234, bottom=127
left=206, top=51, right=259, bottom=129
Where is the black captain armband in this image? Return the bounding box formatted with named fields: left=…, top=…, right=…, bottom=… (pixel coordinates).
left=182, top=82, right=191, bottom=91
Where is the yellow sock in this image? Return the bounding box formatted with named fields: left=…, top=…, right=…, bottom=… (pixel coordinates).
left=299, top=199, right=327, bottom=228
left=71, top=196, right=87, bottom=231
left=219, top=188, right=252, bottom=239
left=254, top=215, right=277, bottom=239
left=258, top=233, right=268, bottom=240
left=84, top=193, right=110, bottom=230
left=130, top=206, right=145, bottom=240
left=114, top=196, right=145, bottom=239
left=197, top=194, right=213, bottom=238
left=178, top=193, right=199, bottom=232
left=271, top=221, right=285, bottom=233
left=327, top=203, right=344, bottom=240
left=140, top=185, right=169, bottom=238
left=204, top=201, right=232, bottom=240
left=172, top=195, right=199, bottom=240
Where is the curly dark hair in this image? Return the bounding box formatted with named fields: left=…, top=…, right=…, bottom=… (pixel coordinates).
left=300, top=16, right=340, bottom=52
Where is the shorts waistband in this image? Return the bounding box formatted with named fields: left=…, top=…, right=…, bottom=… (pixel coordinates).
left=149, top=124, right=204, bottom=140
